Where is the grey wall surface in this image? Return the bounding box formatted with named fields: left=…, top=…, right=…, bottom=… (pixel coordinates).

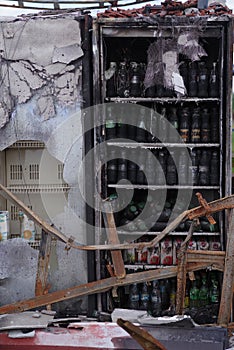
left=0, top=13, right=89, bottom=314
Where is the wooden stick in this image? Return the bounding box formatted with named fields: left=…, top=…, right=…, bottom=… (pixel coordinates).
left=218, top=209, right=234, bottom=326
left=102, top=202, right=126, bottom=279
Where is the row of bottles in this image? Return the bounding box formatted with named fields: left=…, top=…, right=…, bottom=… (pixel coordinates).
left=180, top=60, right=219, bottom=98
left=107, top=148, right=219, bottom=186
left=124, top=236, right=221, bottom=265
left=127, top=272, right=220, bottom=317
left=115, top=195, right=219, bottom=233
left=128, top=279, right=177, bottom=315
left=105, top=105, right=219, bottom=144
left=105, top=60, right=219, bottom=98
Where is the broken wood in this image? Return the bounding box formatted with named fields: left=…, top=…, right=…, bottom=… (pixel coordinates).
left=0, top=183, right=71, bottom=245
left=102, top=201, right=126, bottom=279
left=218, top=209, right=234, bottom=326
left=117, top=318, right=167, bottom=350
left=35, top=229, right=52, bottom=297
left=1, top=183, right=234, bottom=251
left=0, top=250, right=225, bottom=315
left=176, top=220, right=195, bottom=315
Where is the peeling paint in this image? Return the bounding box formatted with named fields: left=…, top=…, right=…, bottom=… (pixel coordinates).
left=53, top=43, right=83, bottom=64
left=37, top=95, right=55, bottom=120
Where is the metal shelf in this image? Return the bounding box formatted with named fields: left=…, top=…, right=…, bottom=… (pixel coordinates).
left=107, top=142, right=220, bottom=148
left=8, top=141, right=45, bottom=149
left=105, top=97, right=221, bottom=103
left=7, top=184, right=71, bottom=193
left=117, top=231, right=221, bottom=236
left=108, top=184, right=220, bottom=190
left=123, top=260, right=220, bottom=270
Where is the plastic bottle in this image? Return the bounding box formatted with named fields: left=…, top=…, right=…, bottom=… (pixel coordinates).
left=198, top=61, right=209, bottom=98
left=117, top=62, right=129, bottom=97
left=166, top=152, right=177, bottom=185
left=129, top=283, right=140, bottom=309
left=106, top=106, right=116, bottom=140
left=190, top=149, right=200, bottom=185
left=136, top=108, right=147, bottom=143
left=129, top=62, right=142, bottom=97
left=168, top=107, right=179, bottom=142
left=179, top=107, right=190, bottom=143
left=210, top=274, right=220, bottom=304
left=128, top=160, right=137, bottom=184
left=201, top=108, right=210, bottom=143
left=199, top=274, right=209, bottom=307
left=160, top=279, right=170, bottom=312
left=107, top=149, right=117, bottom=184
left=178, top=149, right=188, bottom=185
left=117, top=150, right=128, bottom=182
left=157, top=150, right=167, bottom=185
left=189, top=278, right=199, bottom=309
left=145, top=151, right=156, bottom=185
left=140, top=282, right=150, bottom=311
left=191, top=108, right=201, bottom=144
left=210, top=150, right=219, bottom=185
left=209, top=62, right=219, bottom=97
left=151, top=280, right=162, bottom=317
left=136, top=150, right=146, bottom=185
left=188, top=61, right=198, bottom=97
left=199, top=150, right=210, bottom=185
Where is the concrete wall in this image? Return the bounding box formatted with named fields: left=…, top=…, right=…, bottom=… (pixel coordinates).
left=0, top=13, right=89, bottom=314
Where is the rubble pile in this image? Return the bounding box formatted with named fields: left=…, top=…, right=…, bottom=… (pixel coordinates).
left=97, top=0, right=232, bottom=18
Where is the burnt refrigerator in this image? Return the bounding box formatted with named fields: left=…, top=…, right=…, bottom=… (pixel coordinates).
left=91, top=15, right=233, bottom=322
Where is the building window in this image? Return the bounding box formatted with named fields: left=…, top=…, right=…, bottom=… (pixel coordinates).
left=10, top=205, right=32, bottom=221
left=58, top=164, right=64, bottom=180
left=29, top=164, right=39, bottom=180
left=10, top=164, right=22, bottom=180
left=10, top=205, right=18, bottom=221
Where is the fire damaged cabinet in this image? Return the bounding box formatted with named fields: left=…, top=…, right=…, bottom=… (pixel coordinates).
left=92, top=16, right=233, bottom=321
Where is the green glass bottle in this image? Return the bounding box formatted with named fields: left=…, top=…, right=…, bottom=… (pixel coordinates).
left=189, top=279, right=199, bottom=309
left=199, top=275, right=209, bottom=307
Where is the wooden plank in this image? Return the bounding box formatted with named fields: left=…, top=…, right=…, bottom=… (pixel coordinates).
left=102, top=202, right=126, bottom=279
left=176, top=220, right=195, bottom=315
left=117, top=319, right=167, bottom=350
left=1, top=184, right=234, bottom=252
left=0, top=184, right=71, bottom=245
left=218, top=209, right=234, bottom=326
left=35, top=229, right=52, bottom=297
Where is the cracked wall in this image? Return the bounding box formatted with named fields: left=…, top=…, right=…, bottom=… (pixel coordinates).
left=0, top=13, right=89, bottom=314
left=0, top=15, right=83, bottom=124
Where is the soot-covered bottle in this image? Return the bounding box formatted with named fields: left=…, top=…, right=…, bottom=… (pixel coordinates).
left=151, top=280, right=162, bottom=317
left=129, top=283, right=140, bottom=309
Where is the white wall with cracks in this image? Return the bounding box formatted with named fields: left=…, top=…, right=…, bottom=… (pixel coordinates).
left=0, top=13, right=89, bottom=314
left=0, top=15, right=83, bottom=127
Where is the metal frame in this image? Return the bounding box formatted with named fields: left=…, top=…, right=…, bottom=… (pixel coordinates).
left=93, top=15, right=233, bottom=313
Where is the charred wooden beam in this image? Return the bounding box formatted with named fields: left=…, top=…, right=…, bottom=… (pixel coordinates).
left=35, top=229, right=52, bottom=297
left=218, top=210, right=234, bottom=326
left=0, top=255, right=224, bottom=315
left=176, top=220, right=195, bottom=315
left=102, top=202, right=126, bottom=279
left=117, top=318, right=167, bottom=350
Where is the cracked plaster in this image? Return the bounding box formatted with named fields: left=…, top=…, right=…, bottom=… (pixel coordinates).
left=0, top=14, right=88, bottom=313
left=0, top=16, right=83, bottom=124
